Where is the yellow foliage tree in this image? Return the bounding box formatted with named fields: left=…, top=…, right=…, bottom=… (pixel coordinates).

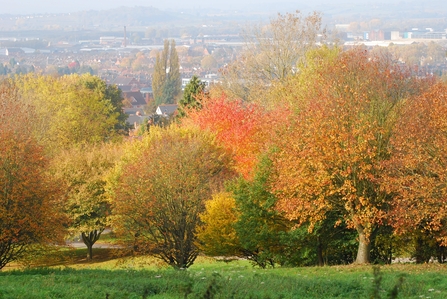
left=14, top=73, right=126, bottom=154
left=197, top=192, right=240, bottom=257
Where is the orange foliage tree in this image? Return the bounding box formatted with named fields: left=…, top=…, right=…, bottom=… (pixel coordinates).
left=182, top=94, right=288, bottom=179
left=385, top=82, right=447, bottom=260
left=270, top=48, right=431, bottom=264
left=0, top=81, right=65, bottom=269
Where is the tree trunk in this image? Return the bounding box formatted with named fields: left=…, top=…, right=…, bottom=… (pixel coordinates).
left=387, top=242, right=393, bottom=265
left=355, top=226, right=370, bottom=264
left=437, top=245, right=446, bottom=264
left=317, top=237, right=324, bottom=266
left=81, top=229, right=103, bottom=260
left=414, top=236, right=428, bottom=264
left=86, top=241, right=93, bottom=261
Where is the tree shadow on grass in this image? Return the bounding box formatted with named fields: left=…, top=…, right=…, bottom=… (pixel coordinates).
left=6, top=246, right=132, bottom=270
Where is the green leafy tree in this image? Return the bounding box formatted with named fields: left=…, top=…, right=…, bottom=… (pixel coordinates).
left=230, top=156, right=293, bottom=268
left=177, top=75, right=206, bottom=118
left=78, top=74, right=128, bottom=134
left=152, top=40, right=181, bottom=106
left=78, top=65, right=94, bottom=75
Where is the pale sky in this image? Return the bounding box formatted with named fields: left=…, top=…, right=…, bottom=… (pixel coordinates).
left=2, top=0, right=260, bottom=14
left=1, top=0, right=446, bottom=16
left=0, top=0, right=410, bottom=15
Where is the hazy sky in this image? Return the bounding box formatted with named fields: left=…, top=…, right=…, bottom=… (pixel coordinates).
left=2, top=0, right=262, bottom=14
left=0, top=0, right=408, bottom=15
left=2, top=0, right=445, bottom=15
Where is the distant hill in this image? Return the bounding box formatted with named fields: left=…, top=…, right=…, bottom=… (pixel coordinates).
left=0, top=7, right=189, bottom=31
left=1, top=1, right=446, bottom=34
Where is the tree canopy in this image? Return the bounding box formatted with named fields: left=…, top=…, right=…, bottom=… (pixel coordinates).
left=152, top=40, right=182, bottom=106
left=14, top=73, right=127, bottom=154
left=50, top=143, right=122, bottom=260
left=177, top=75, right=206, bottom=118
left=270, top=48, right=432, bottom=264
left=111, top=126, right=234, bottom=268
left=221, top=10, right=328, bottom=102
left=0, top=80, right=66, bottom=270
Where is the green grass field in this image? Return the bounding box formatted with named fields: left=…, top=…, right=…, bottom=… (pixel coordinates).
left=1, top=248, right=446, bottom=299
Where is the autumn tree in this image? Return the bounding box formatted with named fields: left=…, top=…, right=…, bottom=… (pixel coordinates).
left=152, top=40, right=181, bottom=106
left=0, top=80, right=66, bottom=270
left=111, top=126, right=234, bottom=269
left=385, top=82, right=447, bottom=262
left=201, top=55, right=218, bottom=71
left=177, top=75, right=206, bottom=118
left=196, top=192, right=240, bottom=257
left=51, top=143, right=121, bottom=260
left=221, top=10, right=328, bottom=102
left=14, top=74, right=127, bottom=154
left=182, top=94, right=287, bottom=179
left=271, top=48, right=431, bottom=264
left=131, top=52, right=150, bottom=72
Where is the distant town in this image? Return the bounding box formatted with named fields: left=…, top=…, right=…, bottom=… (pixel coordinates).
left=1, top=5, right=447, bottom=128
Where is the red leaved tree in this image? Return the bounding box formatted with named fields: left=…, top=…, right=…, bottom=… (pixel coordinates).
left=182, top=94, right=288, bottom=179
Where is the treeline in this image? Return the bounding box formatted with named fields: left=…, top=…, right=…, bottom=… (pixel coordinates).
left=2, top=11, right=447, bottom=270
left=0, top=73, right=129, bottom=268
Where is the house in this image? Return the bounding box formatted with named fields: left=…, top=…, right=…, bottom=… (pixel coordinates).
left=122, top=91, right=147, bottom=108
left=123, top=108, right=149, bottom=135
left=140, top=87, right=153, bottom=96
left=156, top=104, right=178, bottom=117
left=112, top=76, right=140, bottom=91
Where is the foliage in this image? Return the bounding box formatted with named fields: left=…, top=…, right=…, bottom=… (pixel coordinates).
left=230, top=155, right=357, bottom=268
left=198, top=159, right=359, bottom=267
left=230, top=156, right=294, bottom=268
left=50, top=143, right=122, bottom=260
left=183, top=94, right=288, bottom=179
left=266, top=45, right=341, bottom=109
left=152, top=39, right=182, bottom=106
left=197, top=192, right=240, bottom=257
left=0, top=80, right=66, bottom=270
left=385, top=82, right=447, bottom=251
left=0, top=63, right=10, bottom=75
left=270, top=48, right=432, bottom=264
left=201, top=55, right=218, bottom=70
left=388, top=41, right=446, bottom=67
left=111, top=126, right=234, bottom=268
left=14, top=73, right=127, bottom=154
left=221, top=10, right=328, bottom=102
left=177, top=75, right=206, bottom=118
